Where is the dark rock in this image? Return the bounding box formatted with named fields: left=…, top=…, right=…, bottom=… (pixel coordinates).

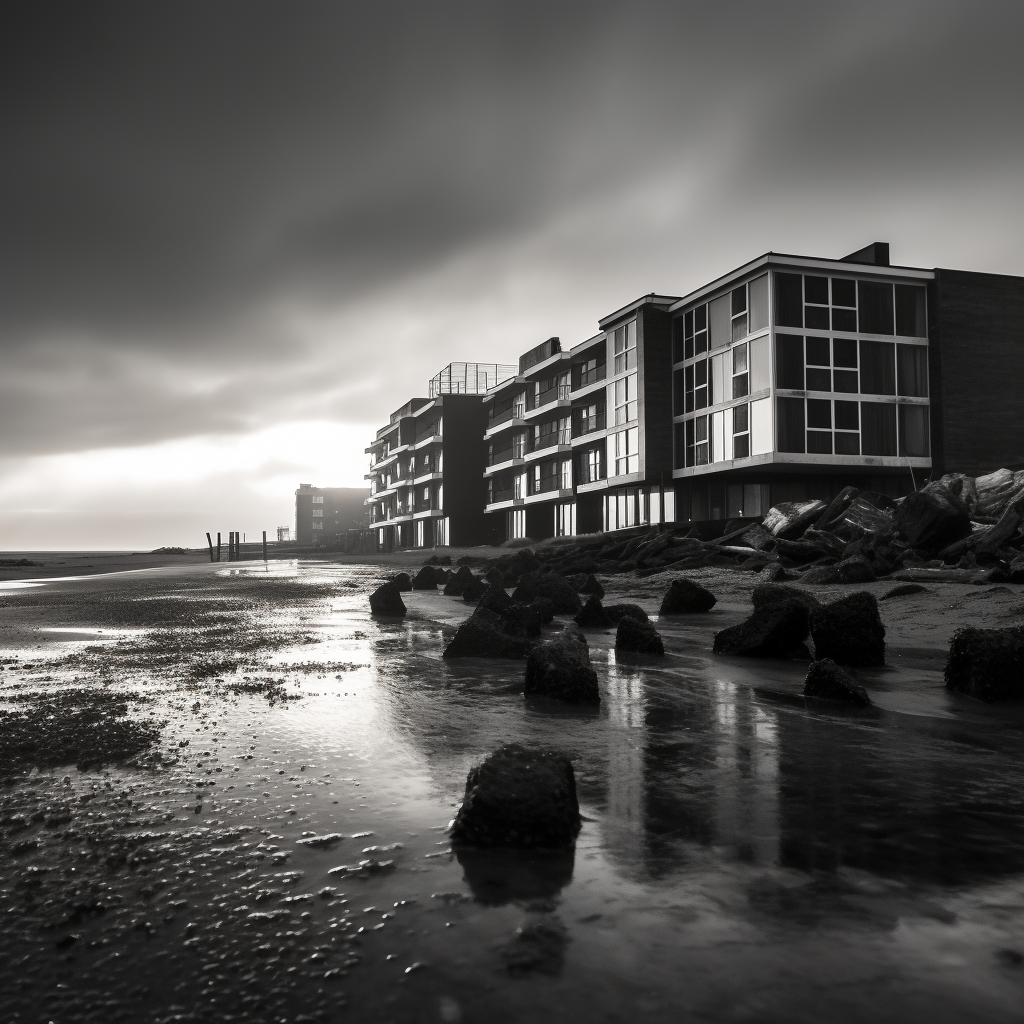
left=456, top=555, right=478, bottom=566
left=763, top=500, right=827, bottom=540
left=751, top=583, right=821, bottom=613
left=390, top=572, right=412, bottom=592
left=462, top=577, right=489, bottom=603
left=411, top=566, right=438, bottom=590
left=524, top=626, right=600, bottom=704
left=881, top=583, right=928, bottom=600
left=444, top=565, right=477, bottom=596
left=485, top=567, right=505, bottom=585
left=713, top=601, right=811, bottom=658
left=512, top=571, right=582, bottom=615
left=504, top=599, right=555, bottom=637
left=659, top=578, right=717, bottom=614
left=449, top=744, right=582, bottom=847
left=615, top=616, right=665, bottom=655
left=1010, top=555, right=1024, bottom=584
left=945, top=626, right=1024, bottom=702
left=477, top=583, right=514, bottom=617
left=369, top=581, right=407, bottom=617
left=573, top=596, right=613, bottom=629
left=442, top=610, right=534, bottom=659
left=565, top=573, right=605, bottom=599
left=894, top=485, right=972, bottom=550
left=603, top=603, right=648, bottom=624
left=757, top=563, right=791, bottom=583
left=803, top=659, right=871, bottom=705
left=810, top=592, right=885, bottom=667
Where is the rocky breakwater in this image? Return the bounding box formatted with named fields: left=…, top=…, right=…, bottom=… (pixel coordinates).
left=524, top=625, right=600, bottom=704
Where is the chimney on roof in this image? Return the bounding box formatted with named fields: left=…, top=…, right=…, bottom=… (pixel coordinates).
left=841, top=242, right=890, bottom=267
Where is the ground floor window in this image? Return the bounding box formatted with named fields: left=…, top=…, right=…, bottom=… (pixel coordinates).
left=415, top=520, right=425, bottom=548
left=436, top=518, right=449, bottom=547
left=602, top=484, right=673, bottom=531
left=508, top=509, right=527, bottom=540
left=555, top=502, right=576, bottom=537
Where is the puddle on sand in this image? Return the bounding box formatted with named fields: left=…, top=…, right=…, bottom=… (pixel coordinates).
left=1, top=562, right=1023, bottom=1023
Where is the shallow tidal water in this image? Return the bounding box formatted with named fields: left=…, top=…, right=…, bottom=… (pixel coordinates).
left=2, top=560, right=1024, bottom=1023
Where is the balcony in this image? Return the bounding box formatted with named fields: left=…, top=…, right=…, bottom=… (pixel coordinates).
left=573, top=412, right=606, bottom=437
left=529, top=430, right=572, bottom=455
left=530, top=383, right=570, bottom=411
left=573, top=365, right=606, bottom=390
left=416, top=421, right=442, bottom=444
left=488, top=486, right=519, bottom=505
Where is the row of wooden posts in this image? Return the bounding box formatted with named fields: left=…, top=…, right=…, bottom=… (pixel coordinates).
left=205, top=531, right=269, bottom=562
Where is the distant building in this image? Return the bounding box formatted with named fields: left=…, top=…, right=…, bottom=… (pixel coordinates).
left=276, top=527, right=291, bottom=542
left=294, top=484, right=368, bottom=546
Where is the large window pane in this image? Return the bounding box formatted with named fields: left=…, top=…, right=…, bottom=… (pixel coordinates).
left=776, top=397, right=805, bottom=453
left=895, top=285, right=927, bottom=337
left=831, top=278, right=856, bottom=307
left=833, top=338, right=858, bottom=367
left=749, top=274, right=770, bottom=332
left=709, top=294, right=732, bottom=350
left=834, top=401, right=859, bottom=430
left=807, top=430, right=832, bottom=454
left=805, top=276, right=828, bottom=305
left=899, top=405, right=930, bottom=456
left=861, top=402, right=897, bottom=456
left=860, top=340, right=896, bottom=395
left=807, top=399, right=832, bottom=429
left=897, top=344, right=928, bottom=397
left=775, top=273, right=803, bottom=328
left=858, top=281, right=895, bottom=335
left=776, top=334, right=805, bottom=389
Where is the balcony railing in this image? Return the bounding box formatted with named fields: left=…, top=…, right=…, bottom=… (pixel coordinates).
left=488, top=406, right=516, bottom=428
left=416, top=421, right=442, bottom=442
left=574, top=365, right=606, bottom=390
left=533, top=476, right=562, bottom=495
left=489, top=486, right=516, bottom=504
left=531, top=384, right=570, bottom=410
left=489, top=445, right=514, bottom=466
left=573, top=412, right=606, bottom=436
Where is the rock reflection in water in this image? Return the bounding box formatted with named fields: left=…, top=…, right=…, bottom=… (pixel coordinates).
left=455, top=846, right=576, bottom=906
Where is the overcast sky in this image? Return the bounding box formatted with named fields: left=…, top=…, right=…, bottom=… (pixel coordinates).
left=2, top=0, right=1022, bottom=549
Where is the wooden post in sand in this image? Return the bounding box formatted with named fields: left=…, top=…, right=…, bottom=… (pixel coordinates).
left=217, top=532, right=222, bottom=562
left=206, top=532, right=215, bottom=562
left=262, top=531, right=268, bottom=561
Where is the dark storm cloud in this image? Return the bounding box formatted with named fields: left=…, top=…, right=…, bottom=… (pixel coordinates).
left=2, top=0, right=1022, bottom=460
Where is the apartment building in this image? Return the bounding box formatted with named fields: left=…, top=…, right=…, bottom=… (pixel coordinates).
left=364, top=362, right=515, bottom=550
left=294, top=485, right=368, bottom=546
left=667, top=242, right=1024, bottom=521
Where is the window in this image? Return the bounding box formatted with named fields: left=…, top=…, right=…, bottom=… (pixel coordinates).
left=777, top=397, right=805, bottom=453
left=776, top=335, right=805, bottom=390
left=733, top=403, right=750, bottom=459
left=557, top=416, right=571, bottom=444
left=514, top=472, right=527, bottom=499
left=613, top=320, right=637, bottom=374
left=731, top=285, right=748, bottom=342
left=805, top=336, right=831, bottom=391
left=804, top=275, right=830, bottom=330
left=509, top=510, right=525, bottom=541
left=709, top=294, right=731, bottom=350
left=684, top=304, right=708, bottom=358
left=556, top=502, right=576, bottom=537
left=732, top=344, right=749, bottom=398
left=807, top=398, right=832, bottom=453
left=685, top=415, right=709, bottom=466
left=312, top=495, right=324, bottom=503
left=579, top=446, right=603, bottom=483
left=859, top=340, right=896, bottom=395
left=896, top=345, right=928, bottom=397
left=833, top=338, right=859, bottom=392
left=694, top=359, right=708, bottom=409
left=612, top=373, right=638, bottom=424
left=835, top=400, right=860, bottom=454
left=775, top=272, right=804, bottom=328
left=861, top=402, right=897, bottom=456
left=312, top=521, right=323, bottom=529
left=609, top=427, right=639, bottom=476
left=560, top=460, right=572, bottom=489
left=749, top=274, right=769, bottom=332
left=513, top=392, right=526, bottom=418
left=858, top=281, right=895, bottom=335
left=512, top=433, right=526, bottom=459
left=899, top=405, right=930, bottom=457
left=831, top=278, right=857, bottom=332
left=533, top=465, right=541, bottom=494
left=672, top=318, right=686, bottom=363
left=312, top=509, right=323, bottom=517
left=895, top=285, right=927, bottom=337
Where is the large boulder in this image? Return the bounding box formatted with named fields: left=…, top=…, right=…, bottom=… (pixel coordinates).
left=369, top=581, right=407, bottom=617
left=565, top=573, right=605, bottom=599
left=505, top=598, right=555, bottom=637
left=659, top=578, right=717, bottom=614
left=485, top=566, right=505, bottom=586
left=411, top=566, right=438, bottom=590
left=513, top=571, right=582, bottom=615
left=444, top=564, right=477, bottom=596
left=751, top=583, right=821, bottom=614
left=894, top=485, right=971, bottom=550
left=803, top=659, right=871, bottom=705
left=449, top=744, right=581, bottom=848
left=604, top=603, right=648, bottom=624
left=615, top=616, right=665, bottom=655
left=713, top=600, right=811, bottom=658
left=944, top=626, right=1024, bottom=702
left=391, top=572, right=412, bottom=592
left=524, top=626, right=600, bottom=704
left=573, top=596, right=614, bottom=629
left=442, top=609, right=534, bottom=659
left=462, top=577, right=489, bottom=603
left=477, top=583, right=514, bottom=617
left=810, top=592, right=885, bottom=667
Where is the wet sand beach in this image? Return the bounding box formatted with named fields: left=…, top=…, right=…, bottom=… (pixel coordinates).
left=1, top=558, right=1023, bottom=1023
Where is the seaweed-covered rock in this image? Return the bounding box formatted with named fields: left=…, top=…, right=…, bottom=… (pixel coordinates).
left=565, top=573, right=605, bottom=599
left=450, top=744, right=582, bottom=848
left=810, top=592, right=885, bottom=667
left=573, top=596, right=614, bottom=629
left=524, top=626, right=600, bottom=704
left=444, top=565, right=477, bottom=596
left=894, top=485, right=971, bottom=550
left=713, top=601, right=810, bottom=658
left=411, top=566, right=438, bottom=590
left=512, top=571, right=582, bottom=615
left=801, top=556, right=876, bottom=585
left=369, top=581, right=407, bottom=617
left=477, top=583, right=514, bottom=617
left=391, top=572, right=412, bottom=592
left=462, top=577, right=489, bottom=603
left=751, top=583, right=821, bottom=614
left=442, top=610, right=534, bottom=660
left=803, top=659, right=871, bottom=705
left=757, top=563, right=791, bottom=583
left=659, top=578, right=717, bottom=614
left=604, top=603, right=648, bottom=624
left=944, top=626, right=1024, bottom=702
left=485, top=566, right=505, bottom=585
left=615, top=616, right=665, bottom=655
left=504, top=599, right=555, bottom=638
